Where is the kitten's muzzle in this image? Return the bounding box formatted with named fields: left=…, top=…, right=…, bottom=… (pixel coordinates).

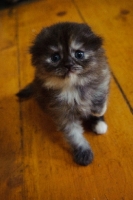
left=65, top=61, right=75, bottom=71
left=63, top=63, right=75, bottom=77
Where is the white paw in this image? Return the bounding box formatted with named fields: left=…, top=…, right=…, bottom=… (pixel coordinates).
left=94, top=121, right=108, bottom=134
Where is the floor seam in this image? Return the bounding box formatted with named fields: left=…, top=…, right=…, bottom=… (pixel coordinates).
left=112, top=72, right=133, bottom=115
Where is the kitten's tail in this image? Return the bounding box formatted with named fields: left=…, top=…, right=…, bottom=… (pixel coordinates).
left=16, top=83, right=34, bottom=100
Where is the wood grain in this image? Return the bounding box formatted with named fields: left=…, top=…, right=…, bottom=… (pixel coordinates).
left=0, top=0, right=133, bottom=199
left=0, top=47, right=23, bottom=199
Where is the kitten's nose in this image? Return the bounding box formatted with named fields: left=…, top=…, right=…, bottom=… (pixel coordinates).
left=65, top=62, right=73, bottom=70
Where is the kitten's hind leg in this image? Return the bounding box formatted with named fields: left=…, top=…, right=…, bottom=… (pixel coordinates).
left=61, top=120, right=93, bottom=166
left=89, top=116, right=108, bottom=134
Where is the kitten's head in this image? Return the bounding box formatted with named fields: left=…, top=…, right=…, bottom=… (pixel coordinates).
left=30, top=22, right=103, bottom=86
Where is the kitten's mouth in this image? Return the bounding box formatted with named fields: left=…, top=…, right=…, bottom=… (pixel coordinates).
left=64, top=69, right=77, bottom=78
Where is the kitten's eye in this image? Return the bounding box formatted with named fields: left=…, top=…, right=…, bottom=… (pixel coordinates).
left=75, top=50, right=84, bottom=59
left=51, top=53, right=61, bottom=62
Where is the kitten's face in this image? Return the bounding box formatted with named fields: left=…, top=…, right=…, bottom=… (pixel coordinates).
left=30, top=22, right=102, bottom=81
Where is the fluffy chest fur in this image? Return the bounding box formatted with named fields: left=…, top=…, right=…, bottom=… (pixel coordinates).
left=57, top=85, right=92, bottom=117
left=58, top=87, right=82, bottom=104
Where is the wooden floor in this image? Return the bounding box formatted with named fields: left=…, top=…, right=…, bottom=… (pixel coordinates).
left=0, top=0, right=133, bottom=199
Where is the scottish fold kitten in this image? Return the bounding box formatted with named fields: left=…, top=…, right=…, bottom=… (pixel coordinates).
left=17, top=22, right=111, bottom=166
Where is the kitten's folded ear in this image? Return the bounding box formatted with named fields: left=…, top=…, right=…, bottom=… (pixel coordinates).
left=29, top=28, right=49, bottom=67
left=88, top=35, right=103, bottom=51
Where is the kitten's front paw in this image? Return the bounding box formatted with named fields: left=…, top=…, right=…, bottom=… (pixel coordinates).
left=74, top=147, right=94, bottom=166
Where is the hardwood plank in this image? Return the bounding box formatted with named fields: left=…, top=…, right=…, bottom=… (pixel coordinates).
left=0, top=46, right=23, bottom=200
left=0, top=8, right=17, bottom=51
left=74, top=0, right=133, bottom=110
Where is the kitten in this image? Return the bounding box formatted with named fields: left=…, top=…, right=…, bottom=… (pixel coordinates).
left=17, top=22, right=111, bottom=166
